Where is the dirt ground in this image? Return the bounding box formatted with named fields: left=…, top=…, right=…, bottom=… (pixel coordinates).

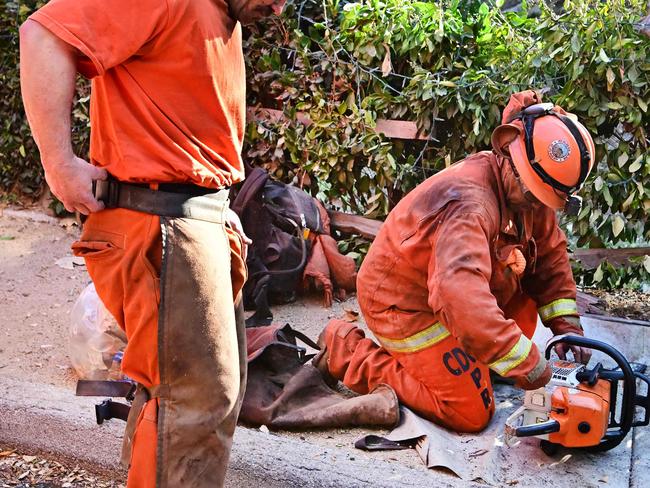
left=0, top=209, right=86, bottom=389
left=1, top=206, right=649, bottom=488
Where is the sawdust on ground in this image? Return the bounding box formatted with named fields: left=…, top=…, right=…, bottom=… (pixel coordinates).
left=589, top=288, right=650, bottom=321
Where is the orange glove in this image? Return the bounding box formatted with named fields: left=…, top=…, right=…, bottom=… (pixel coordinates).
left=548, top=316, right=591, bottom=364
left=514, top=354, right=552, bottom=390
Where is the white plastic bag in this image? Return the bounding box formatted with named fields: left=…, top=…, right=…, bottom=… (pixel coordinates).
left=69, top=283, right=127, bottom=379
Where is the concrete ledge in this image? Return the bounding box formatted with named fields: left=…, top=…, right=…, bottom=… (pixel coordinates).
left=0, top=375, right=462, bottom=488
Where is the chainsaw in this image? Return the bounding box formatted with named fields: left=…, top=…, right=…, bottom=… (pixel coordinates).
left=504, top=335, right=650, bottom=454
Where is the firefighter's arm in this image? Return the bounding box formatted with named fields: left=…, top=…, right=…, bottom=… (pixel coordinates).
left=20, top=20, right=107, bottom=215
left=521, top=207, right=591, bottom=364
left=427, top=210, right=550, bottom=389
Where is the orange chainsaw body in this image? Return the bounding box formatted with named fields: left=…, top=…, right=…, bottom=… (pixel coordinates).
left=548, top=376, right=611, bottom=447
left=504, top=336, right=650, bottom=453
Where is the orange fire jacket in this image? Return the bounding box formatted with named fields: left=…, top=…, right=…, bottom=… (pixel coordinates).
left=357, top=150, right=578, bottom=381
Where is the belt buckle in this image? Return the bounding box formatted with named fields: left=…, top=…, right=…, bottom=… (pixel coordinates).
left=93, top=179, right=120, bottom=208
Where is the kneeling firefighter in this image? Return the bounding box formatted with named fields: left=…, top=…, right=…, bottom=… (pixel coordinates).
left=314, top=90, right=597, bottom=433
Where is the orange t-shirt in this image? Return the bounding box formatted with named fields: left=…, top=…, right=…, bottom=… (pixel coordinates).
left=30, top=0, right=245, bottom=189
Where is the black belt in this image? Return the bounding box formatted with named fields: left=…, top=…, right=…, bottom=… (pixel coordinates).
left=93, top=178, right=229, bottom=223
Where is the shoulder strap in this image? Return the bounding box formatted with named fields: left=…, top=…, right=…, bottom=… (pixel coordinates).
left=231, top=167, right=269, bottom=215
left=288, top=328, right=321, bottom=351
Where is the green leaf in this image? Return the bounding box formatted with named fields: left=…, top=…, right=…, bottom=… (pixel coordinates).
left=606, top=102, right=623, bottom=110
left=0, top=235, right=15, bottom=241
left=628, top=158, right=642, bottom=173
left=593, top=264, right=604, bottom=283
left=622, top=191, right=635, bottom=212
left=598, top=48, right=611, bottom=63
left=18, top=145, right=26, bottom=158
left=571, top=33, right=580, bottom=53
left=617, top=153, right=629, bottom=167
left=644, top=256, right=650, bottom=274
left=612, top=215, right=625, bottom=237
left=602, top=186, right=613, bottom=207
left=594, top=176, right=604, bottom=191
left=606, top=68, right=615, bottom=90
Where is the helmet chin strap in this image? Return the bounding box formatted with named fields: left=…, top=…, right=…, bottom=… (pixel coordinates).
left=505, top=158, right=540, bottom=209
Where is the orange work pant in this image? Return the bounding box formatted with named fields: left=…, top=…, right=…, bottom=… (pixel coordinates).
left=73, top=208, right=163, bottom=487
left=325, top=296, right=538, bottom=433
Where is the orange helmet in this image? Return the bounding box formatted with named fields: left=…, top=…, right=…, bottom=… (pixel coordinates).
left=496, top=103, right=596, bottom=213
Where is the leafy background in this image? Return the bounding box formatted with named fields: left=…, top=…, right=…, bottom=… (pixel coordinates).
left=1, top=0, right=649, bottom=289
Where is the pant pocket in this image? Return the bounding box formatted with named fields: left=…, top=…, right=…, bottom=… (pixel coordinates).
left=72, top=229, right=125, bottom=259
left=72, top=240, right=117, bottom=259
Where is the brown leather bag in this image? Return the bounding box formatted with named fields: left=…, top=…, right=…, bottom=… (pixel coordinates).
left=240, top=324, right=399, bottom=429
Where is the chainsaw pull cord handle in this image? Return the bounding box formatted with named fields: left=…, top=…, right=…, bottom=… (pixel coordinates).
left=545, top=335, right=636, bottom=451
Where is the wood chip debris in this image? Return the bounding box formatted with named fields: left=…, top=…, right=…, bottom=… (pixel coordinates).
left=548, top=453, right=572, bottom=468
left=0, top=447, right=124, bottom=487
left=342, top=308, right=359, bottom=322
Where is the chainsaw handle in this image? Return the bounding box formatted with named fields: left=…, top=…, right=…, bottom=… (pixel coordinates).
left=515, top=419, right=561, bottom=438
left=545, top=335, right=636, bottom=452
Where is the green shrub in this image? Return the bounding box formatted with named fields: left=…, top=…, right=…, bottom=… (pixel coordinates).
left=244, top=0, right=650, bottom=287
left=0, top=0, right=89, bottom=200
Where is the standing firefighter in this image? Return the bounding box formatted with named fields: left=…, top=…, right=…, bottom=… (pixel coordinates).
left=20, top=0, right=285, bottom=486
left=314, top=91, right=596, bottom=433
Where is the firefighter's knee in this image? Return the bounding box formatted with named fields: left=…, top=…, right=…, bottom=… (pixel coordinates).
left=442, top=394, right=494, bottom=433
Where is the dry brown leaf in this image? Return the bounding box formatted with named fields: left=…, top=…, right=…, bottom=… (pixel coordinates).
left=0, top=449, right=16, bottom=457
left=381, top=44, right=392, bottom=77
left=342, top=308, right=359, bottom=322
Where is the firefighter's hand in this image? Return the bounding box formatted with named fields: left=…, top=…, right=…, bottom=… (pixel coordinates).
left=553, top=335, right=592, bottom=365
left=44, top=155, right=107, bottom=215
left=548, top=316, right=591, bottom=364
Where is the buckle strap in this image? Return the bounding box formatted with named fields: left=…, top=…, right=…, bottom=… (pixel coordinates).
left=121, top=383, right=168, bottom=469
left=94, top=178, right=228, bottom=224
left=95, top=399, right=131, bottom=424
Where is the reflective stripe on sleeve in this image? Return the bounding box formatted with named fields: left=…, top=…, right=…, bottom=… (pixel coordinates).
left=488, top=334, right=533, bottom=376
left=375, top=322, right=451, bottom=354
left=538, top=298, right=578, bottom=322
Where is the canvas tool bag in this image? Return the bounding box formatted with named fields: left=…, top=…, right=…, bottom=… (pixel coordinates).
left=230, top=168, right=324, bottom=326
